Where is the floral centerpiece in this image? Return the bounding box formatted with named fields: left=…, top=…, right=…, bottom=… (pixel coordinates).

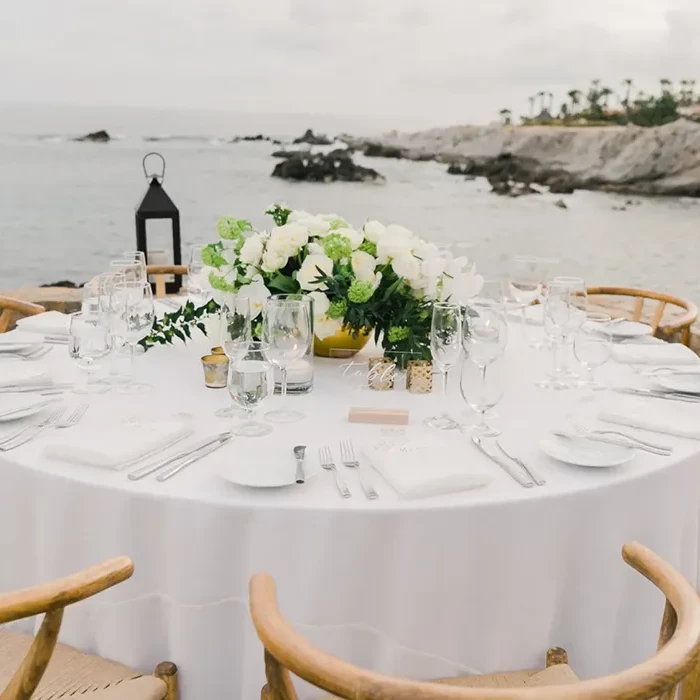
left=201, top=205, right=483, bottom=363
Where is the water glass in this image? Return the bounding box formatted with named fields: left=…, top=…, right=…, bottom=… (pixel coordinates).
left=69, top=312, right=112, bottom=394
left=227, top=341, right=273, bottom=437
left=537, top=280, right=572, bottom=390
left=460, top=356, right=504, bottom=437
left=462, top=298, right=508, bottom=368
left=216, top=295, right=252, bottom=418
left=574, top=312, right=612, bottom=390
left=425, top=302, right=462, bottom=430
left=262, top=298, right=312, bottom=423
left=187, top=245, right=212, bottom=306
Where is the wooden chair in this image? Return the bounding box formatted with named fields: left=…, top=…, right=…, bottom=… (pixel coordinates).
left=0, top=297, right=45, bottom=334
left=0, top=557, right=178, bottom=700
left=145, top=265, right=187, bottom=299
left=250, top=542, right=700, bottom=700
left=587, top=286, right=698, bottom=346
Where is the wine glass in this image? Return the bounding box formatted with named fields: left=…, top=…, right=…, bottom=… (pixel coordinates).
left=110, top=258, right=146, bottom=284
left=508, top=256, right=547, bottom=348
left=110, top=280, right=155, bottom=393
left=227, top=341, right=273, bottom=437
left=216, top=295, right=252, bottom=419
left=69, top=312, right=112, bottom=394
left=262, top=298, right=312, bottom=423
left=425, top=302, right=462, bottom=430
left=187, top=245, right=212, bottom=305
left=537, top=280, right=573, bottom=390
left=460, top=356, right=504, bottom=437
left=122, top=251, right=146, bottom=267
left=462, top=298, right=508, bottom=368
left=554, top=276, right=587, bottom=379
left=574, top=312, right=612, bottom=391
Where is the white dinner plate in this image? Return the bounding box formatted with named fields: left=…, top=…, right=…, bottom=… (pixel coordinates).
left=603, top=320, right=652, bottom=339
left=219, top=450, right=320, bottom=488
left=540, top=436, right=635, bottom=468
left=0, top=362, right=49, bottom=387
left=0, top=396, right=58, bottom=423
left=654, top=374, right=700, bottom=395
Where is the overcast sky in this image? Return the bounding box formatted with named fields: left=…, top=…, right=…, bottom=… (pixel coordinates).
left=3, top=0, right=700, bottom=123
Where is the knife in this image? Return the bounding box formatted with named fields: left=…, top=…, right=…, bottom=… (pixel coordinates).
left=156, top=433, right=233, bottom=481
left=128, top=432, right=229, bottom=480
left=552, top=431, right=672, bottom=456
left=612, top=387, right=700, bottom=404
left=471, top=435, right=534, bottom=488
left=293, top=445, right=306, bottom=484
left=0, top=398, right=59, bottom=419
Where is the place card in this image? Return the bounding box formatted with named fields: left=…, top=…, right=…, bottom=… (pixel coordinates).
left=348, top=407, right=409, bottom=425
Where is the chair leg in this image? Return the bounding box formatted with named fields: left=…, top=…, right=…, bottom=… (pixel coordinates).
left=681, top=326, right=691, bottom=347
left=155, top=661, right=179, bottom=700
left=545, top=647, right=568, bottom=667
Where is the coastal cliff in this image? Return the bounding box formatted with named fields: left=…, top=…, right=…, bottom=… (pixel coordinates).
left=348, top=120, right=700, bottom=197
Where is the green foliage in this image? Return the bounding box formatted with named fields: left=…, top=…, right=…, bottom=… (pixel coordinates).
left=358, top=240, right=377, bottom=256
left=323, top=233, right=353, bottom=262
left=201, top=242, right=227, bottom=269
left=327, top=217, right=348, bottom=231
left=208, top=271, right=238, bottom=293
left=140, top=299, right=220, bottom=349
left=265, top=205, right=292, bottom=227
left=347, top=280, right=374, bottom=304
left=327, top=298, right=347, bottom=320
left=217, top=217, right=252, bottom=242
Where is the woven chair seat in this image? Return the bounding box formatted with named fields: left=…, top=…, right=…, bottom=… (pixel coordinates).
left=0, top=629, right=166, bottom=699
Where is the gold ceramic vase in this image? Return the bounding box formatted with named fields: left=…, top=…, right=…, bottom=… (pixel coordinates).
left=314, top=326, right=372, bottom=358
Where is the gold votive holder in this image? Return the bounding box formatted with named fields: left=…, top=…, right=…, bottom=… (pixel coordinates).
left=211, top=346, right=226, bottom=355
left=368, top=357, right=395, bottom=391
left=406, top=360, right=433, bottom=394
left=201, top=354, right=229, bottom=388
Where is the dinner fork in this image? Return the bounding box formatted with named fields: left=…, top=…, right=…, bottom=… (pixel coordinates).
left=567, top=417, right=672, bottom=452
left=56, top=403, right=88, bottom=429
left=319, top=446, right=351, bottom=499
left=339, top=440, right=377, bottom=499
left=0, top=407, right=66, bottom=451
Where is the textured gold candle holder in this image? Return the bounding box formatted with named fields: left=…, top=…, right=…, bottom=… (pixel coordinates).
left=211, top=346, right=226, bottom=355
left=368, top=357, right=395, bottom=391
left=201, top=354, right=229, bottom=388
left=406, top=360, right=433, bottom=394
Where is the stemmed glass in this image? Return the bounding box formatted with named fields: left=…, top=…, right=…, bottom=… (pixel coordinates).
left=508, top=256, right=546, bottom=349
left=574, top=312, right=612, bottom=391
left=262, top=298, right=312, bottom=423
left=554, top=276, right=587, bottom=380
left=227, top=341, right=273, bottom=437
left=109, top=280, right=155, bottom=393
left=187, top=245, right=212, bottom=305
left=425, top=302, right=462, bottom=430
left=110, top=258, right=146, bottom=284
left=537, top=280, right=574, bottom=390
left=460, top=356, right=505, bottom=437
left=216, top=295, right=252, bottom=419
left=68, top=312, right=112, bottom=394
left=462, top=297, right=508, bottom=368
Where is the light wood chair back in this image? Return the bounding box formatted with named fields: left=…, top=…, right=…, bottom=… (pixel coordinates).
left=587, top=286, right=698, bottom=346
left=250, top=542, right=700, bottom=700
left=0, top=558, right=133, bottom=700
left=0, top=297, right=46, bottom=334
left=145, top=265, right=188, bottom=298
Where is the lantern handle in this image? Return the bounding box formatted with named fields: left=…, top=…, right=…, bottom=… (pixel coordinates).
left=143, top=152, right=166, bottom=183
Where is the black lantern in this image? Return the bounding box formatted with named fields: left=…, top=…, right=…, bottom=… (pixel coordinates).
left=135, top=152, right=182, bottom=294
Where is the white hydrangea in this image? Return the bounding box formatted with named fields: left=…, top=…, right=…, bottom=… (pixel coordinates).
left=261, top=248, right=288, bottom=273
left=297, top=253, right=334, bottom=291
left=268, top=223, right=309, bottom=257
left=238, top=233, right=264, bottom=266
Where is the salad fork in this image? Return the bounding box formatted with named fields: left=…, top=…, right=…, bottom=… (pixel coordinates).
left=319, top=446, right=351, bottom=499
left=339, top=440, right=377, bottom=499
left=0, top=407, right=66, bottom=451
left=567, top=417, right=672, bottom=453
left=56, top=403, right=88, bottom=429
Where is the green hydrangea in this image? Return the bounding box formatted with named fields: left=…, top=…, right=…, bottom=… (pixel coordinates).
left=253, top=321, right=263, bottom=339
left=347, top=280, right=374, bottom=304
left=217, top=217, right=251, bottom=250
left=327, top=217, right=348, bottom=231
left=208, top=271, right=237, bottom=293
left=387, top=325, right=410, bottom=343
left=323, top=233, right=353, bottom=262
left=201, top=243, right=227, bottom=269
left=327, top=298, right=348, bottom=320
left=358, top=240, right=377, bottom=257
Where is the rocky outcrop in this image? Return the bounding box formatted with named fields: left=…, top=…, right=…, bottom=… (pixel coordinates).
left=350, top=120, right=700, bottom=197
left=231, top=134, right=282, bottom=144
left=271, top=149, right=384, bottom=183
left=75, top=130, right=110, bottom=142
left=293, top=129, right=333, bottom=146
left=40, top=280, right=81, bottom=288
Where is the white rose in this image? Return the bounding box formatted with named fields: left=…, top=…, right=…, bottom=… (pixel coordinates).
left=351, top=250, right=377, bottom=283
left=391, top=253, right=421, bottom=282
left=376, top=228, right=417, bottom=264
left=297, top=254, right=334, bottom=291
left=334, top=227, right=363, bottom=250
left=269, top=223, right=308, bottom=257
left=295, top=216, right=330, bottom=238
left=314, top=316, right=343, bottom=341
left=385, top=224, right=414, bottom=241
left=261, top=249, right=288, bottom=273
left=239, top=234, right=264, bottom=266
left=363, top=220, right=386, bottom=243
left=308, top=291, right=330, bottom=319
left=307, top=242, right=324, bottom=255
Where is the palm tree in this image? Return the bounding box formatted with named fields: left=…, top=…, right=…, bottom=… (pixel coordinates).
left=537, top=91, right=547, bottom=113
left=499, top=108, right=513, bottom=125
left=528, top=95, right=536, bottom=117
left=622, top=78, right=634, bottom=109
left=690, top=79, right=697, bottom=104
left=547, top=92, right=555, bottom=112
left=600, top=87, right=614, bottom=109
left=660, top=78, right=673, bottom=95
left=568, top=89, right=583, bottom=113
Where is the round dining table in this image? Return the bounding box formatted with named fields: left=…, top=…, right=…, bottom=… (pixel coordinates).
left=0, top=324, right=699, bottom=699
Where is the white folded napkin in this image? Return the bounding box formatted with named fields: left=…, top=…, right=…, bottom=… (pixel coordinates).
left=364, top=438, right=493, bottom=498
left=612, top=343, right=700, bottom=366
left=599, top=409, right=700, bottom=440
left=0, top=362, right=49, bottom=387
left=16, top=310, right=70, bottom=336
left=0, top=330, right=45, bottom=347
left=44, top=419, right=193, bottom=469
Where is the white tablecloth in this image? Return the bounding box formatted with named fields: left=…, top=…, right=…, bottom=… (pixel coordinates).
left=0, top=327, right=699, bottom=699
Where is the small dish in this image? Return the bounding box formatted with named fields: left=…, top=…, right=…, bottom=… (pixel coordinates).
left=654, top=374, right=700, bottom=396
left=540, top=435, right=634, bottom=468
left=603, top=321, right=652, bottom=339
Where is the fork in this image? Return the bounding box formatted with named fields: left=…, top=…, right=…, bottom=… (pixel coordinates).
left=56, top=403, right=88, bottom=429
left=319, top=446, right=351, bottom=498
left=339, top=440, right=378, bottom=499
left=0, top=407, right=66, bottom=451
left=567, top=417, right=672, bottom=452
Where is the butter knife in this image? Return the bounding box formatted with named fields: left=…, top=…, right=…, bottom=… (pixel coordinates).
left=128, top=432, right=228, bottom=480
left=612, top=387, right=700, bottom=404
left=156, top=433, right=233, bottom=481
left=471, top=435, right=535, bottom=488
left=293, top=445, right=306, bottom=484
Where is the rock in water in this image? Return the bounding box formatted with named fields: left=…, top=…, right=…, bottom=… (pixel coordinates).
left=363, top=143, right=407, bottom=159
left=554, top=199, right=568, bottom=209
left=40, top=280, right=81, bottom=288
left=271, top=149, right=384, bottom=183
left=293, top=129, right=333, bottom=146
left=75, top=130, right=111, bottom=142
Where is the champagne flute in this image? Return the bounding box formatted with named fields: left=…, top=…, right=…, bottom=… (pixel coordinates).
left=227, top=341, right=273, bottom=437
left=69, top=312, right=112, bottom=394
left=216, top=295, right=252, bottom=419
left=425, top=302, right=462, bottom=430
left=460, top=356, right=504, bottom=437
left=537, top=280, right=572, bottom=390
left=262, top=298, right=311, bottom=423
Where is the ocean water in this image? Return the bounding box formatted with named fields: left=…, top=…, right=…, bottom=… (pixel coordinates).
left=1, top=103, right=699, bottom=303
